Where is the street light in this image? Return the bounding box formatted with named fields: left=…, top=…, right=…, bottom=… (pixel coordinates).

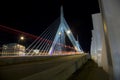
left=67, top=30, right=71, bottom=34
left=18, top=36, right=25, bottom=46
left=18, top=36, right=25, bottom=56
left=20, top=36, right=24, bottom=40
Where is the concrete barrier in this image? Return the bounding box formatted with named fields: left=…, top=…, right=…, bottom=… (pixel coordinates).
left=21, top=54, right=87, bottom=80
left=0, top=55, right=67, bottom=66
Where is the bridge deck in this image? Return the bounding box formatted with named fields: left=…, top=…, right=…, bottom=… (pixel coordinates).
left=67, top=59, right=109, bottom=80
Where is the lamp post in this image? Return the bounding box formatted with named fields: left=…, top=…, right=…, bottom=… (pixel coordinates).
left=18, top=36, right=25, bottom=56
left=18, top=36, right=25, bottom=44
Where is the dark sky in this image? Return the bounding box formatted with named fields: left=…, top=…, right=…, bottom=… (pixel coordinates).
left=0, top=0, right=100, bottom=52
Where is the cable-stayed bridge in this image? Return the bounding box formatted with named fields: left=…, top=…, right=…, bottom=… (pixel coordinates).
left=25, top=6, right=83, bottom=56
left=1, top=0, right=120, bottom=79
left=0, top=6, right=83, bottom=56
left=0, top=6, right=87, bottom=80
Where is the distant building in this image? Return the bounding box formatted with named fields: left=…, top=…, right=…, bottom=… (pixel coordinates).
left=2, top=43, right=25, bottom=56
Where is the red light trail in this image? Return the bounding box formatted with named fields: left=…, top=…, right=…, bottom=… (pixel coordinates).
left=0, top=25, right=74, bottom=50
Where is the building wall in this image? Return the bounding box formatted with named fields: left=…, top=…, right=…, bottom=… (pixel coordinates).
left=2, top=43, right=25, bottom=56
left=99, top=0, right=120, bottom=80
left=91, top=13, right=109, bottom=72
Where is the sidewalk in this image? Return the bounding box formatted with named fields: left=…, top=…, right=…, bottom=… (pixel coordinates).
left=67, top=59, right=109, bottom=80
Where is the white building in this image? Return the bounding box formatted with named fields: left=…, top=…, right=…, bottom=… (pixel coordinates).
left=2, top=43, right=25, bottom=56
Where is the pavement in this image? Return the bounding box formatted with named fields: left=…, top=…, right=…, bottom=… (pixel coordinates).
left=0, top=54, right=87, bottom=80
left=67, top=59, right=109, bottom=80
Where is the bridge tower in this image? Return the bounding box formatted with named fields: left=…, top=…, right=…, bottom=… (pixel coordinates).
left=48, top=6, right=83, bottom=54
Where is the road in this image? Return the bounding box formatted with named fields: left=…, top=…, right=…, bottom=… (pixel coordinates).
left=0, top=54, right=87, bottom=80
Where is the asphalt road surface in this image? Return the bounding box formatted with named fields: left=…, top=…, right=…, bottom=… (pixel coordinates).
left=0, top=54, right=85, bottom=80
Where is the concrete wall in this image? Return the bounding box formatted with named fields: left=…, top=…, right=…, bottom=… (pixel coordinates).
left=91, top=13, right=110, bottom=73
left=91, top=13, right=103, bottom=66
left=91, top=30, right=97, bottom=62
left=99, top=0, right=120, bottom=80
left=0, top=55, right=63, bottom=66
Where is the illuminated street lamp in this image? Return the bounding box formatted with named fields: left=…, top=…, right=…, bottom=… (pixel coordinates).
left=17, top=36, right=25, bottom=55
left=20, top=36, right=24, bottom=40
left=18, top=36, right=25, bottom=45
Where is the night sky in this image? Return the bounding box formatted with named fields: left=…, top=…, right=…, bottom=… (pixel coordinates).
left=0, top=0, right=100, bottom=52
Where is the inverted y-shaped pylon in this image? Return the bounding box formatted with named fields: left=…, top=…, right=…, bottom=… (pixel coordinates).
left=49, top=6, right=83, bottom=55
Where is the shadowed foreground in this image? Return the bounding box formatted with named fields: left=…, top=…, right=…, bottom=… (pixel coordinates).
left=67, top=59, right=109, bottom=80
